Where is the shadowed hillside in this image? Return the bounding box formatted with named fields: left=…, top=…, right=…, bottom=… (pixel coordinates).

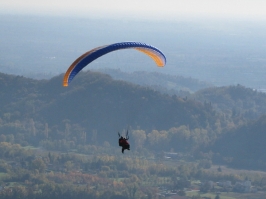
left=211, top=115, right=266, bottom=170
left=193, top=84, right=266, bottom=120
left=0, top=71, right=220, bottom=145
left=1, top=71, right=266, bottom=170
left=37, top=71, right=218, bottom=142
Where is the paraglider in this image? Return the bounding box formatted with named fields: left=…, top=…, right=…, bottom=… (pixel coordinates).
left=118, top=130, right=130, bottom=153
left=62, top=42, right=166, bottom=153
left=63, top=42, right=166, bottom=87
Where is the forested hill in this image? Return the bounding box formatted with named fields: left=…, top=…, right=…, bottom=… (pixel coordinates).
left=0, top=72, right=44, bottom=115
left=2, top=71, right=266, bottom=170
left=37, top=71, right=218, bottom=140
left=211, top=115, right=266, bottom=170
left=193, top=85, right=266, bottom=120
left=0, top=71, right=219, bottom=144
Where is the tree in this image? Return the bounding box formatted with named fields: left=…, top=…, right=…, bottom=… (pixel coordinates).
left=29, top=118, right=36, bottom=136
left=215, top=194, right=220, bottom=199
left=64, top=161, right=73, bottom=171
left=132, top=130, right=146, bottom=150
left=6, top=134, right=14, bottom=144
left=91, top=130, right=98, bottom=144
left=44, top=123, right=49, bottom=139
left=177, top=189, right=186, bottom=196
left=0, top=134, right=6, bottom=142
left=31, top=158, right=46, bottom=173
left=197, top=159, right=212, bottom=169
left=127, top=183, right=138, bottom=199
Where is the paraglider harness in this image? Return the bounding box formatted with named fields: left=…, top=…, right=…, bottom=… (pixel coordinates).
left=118, top=130, right=130, bottom=153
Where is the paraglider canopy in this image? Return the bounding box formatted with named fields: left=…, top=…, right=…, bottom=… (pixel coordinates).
left=63, top=42, right=166, bottom=87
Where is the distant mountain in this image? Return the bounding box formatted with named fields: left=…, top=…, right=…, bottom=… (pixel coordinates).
left=94, top=68, right=213, bottom=94
left=2, top=15, right=266, bottom=89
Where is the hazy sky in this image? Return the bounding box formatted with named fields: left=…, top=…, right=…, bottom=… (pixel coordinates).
left=1, top=0, right=266, bottom=21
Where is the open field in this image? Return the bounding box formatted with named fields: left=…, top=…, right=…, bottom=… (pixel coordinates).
left=186, top=191, right=266, bottom=199
left=208, top=165, right=266, bottom=178
left=0, top=172, right=7, bottom=181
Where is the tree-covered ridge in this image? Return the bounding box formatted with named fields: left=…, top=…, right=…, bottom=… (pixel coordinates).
left=0, top=71, right=224, bottom=145
left=211, top=115, right=266, bottom=170
left=0, top=73, right=44, bottom=116
left=193, top=84, right=266, bottom=120
left=0, top=71, right=266, bottom=171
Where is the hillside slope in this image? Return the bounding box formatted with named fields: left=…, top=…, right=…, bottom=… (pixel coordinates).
left=0, top=71, right=219, bottom=144
left=38, top=71, right=218, bottom=137
left=211, top=115, right=266, bottom=170
left=193, top=85, right=266, bottom=120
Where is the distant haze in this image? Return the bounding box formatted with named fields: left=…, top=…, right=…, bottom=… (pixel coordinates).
left=1, top=14, right=266, bottom=89
left=1, top=0, right=266, bottom=21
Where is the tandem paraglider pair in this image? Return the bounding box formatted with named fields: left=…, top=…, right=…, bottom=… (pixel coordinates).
left=118, top=130, right=130, bottom=153
left=62, top=41, right=166, bottom=153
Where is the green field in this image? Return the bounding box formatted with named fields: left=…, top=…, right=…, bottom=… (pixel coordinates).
left=186, top=191, right=266, bottom=199
left=0, top=172, right=7, bottom=180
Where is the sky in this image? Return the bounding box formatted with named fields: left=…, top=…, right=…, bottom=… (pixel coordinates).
left=1, top=0, right=266, bottom=21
